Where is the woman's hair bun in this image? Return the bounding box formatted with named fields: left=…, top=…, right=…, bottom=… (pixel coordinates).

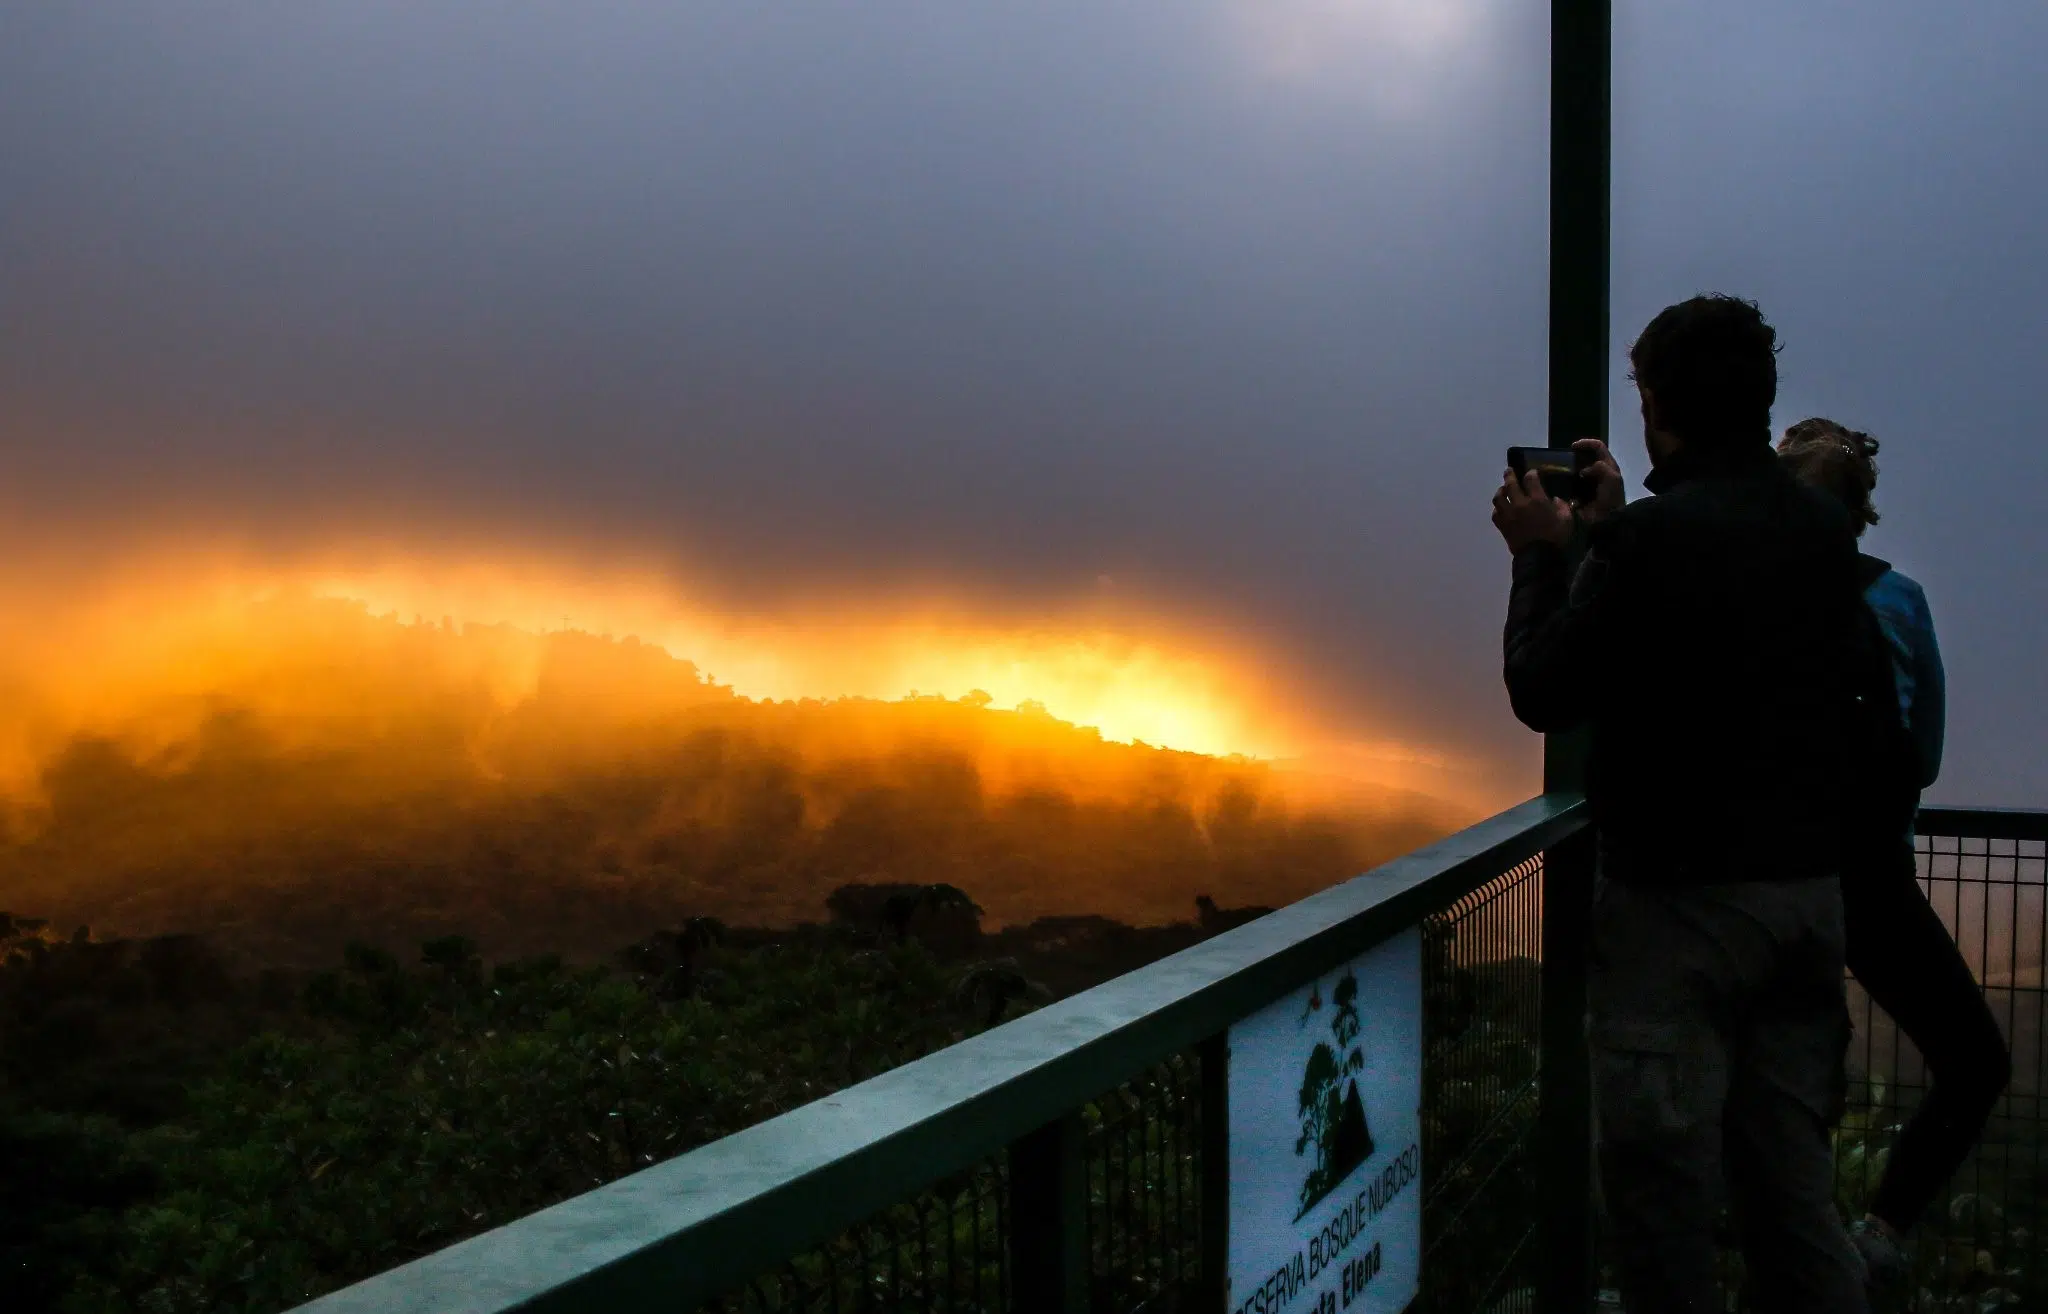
left=1778, top=417, right=1880, bottom=530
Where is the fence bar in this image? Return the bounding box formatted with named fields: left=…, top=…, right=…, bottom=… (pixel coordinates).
left=1915, top=805, right=2048, bottom=842
left=1199, top=1032, right=1229, bottom=1313
left=1010, top=1113, right=1090, bottom=1313
left=1538, top=825, right=1598, bottom=1313
left=1547, top=0, right=1611, bottom=461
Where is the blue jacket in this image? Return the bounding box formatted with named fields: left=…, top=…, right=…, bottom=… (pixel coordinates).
left=1862, top=556, right=1945, bottom=791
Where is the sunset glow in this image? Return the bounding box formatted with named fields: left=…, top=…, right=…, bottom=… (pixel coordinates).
left=0, top=546, right=1327, bottom=804
left=305, top=561, right=1289, bottom=760
left=0, top=541, right=1473, bottom=948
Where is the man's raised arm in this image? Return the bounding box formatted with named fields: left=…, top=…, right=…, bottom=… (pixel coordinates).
left=1502, top=527, right=1631, bottom=732
left=1490, top=437, right=1630, bottom=733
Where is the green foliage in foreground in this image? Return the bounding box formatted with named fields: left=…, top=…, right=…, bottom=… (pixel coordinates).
left=1832, top=1076, right=2042, bottom=1314
left=17, top=932, right=985, bottom=1314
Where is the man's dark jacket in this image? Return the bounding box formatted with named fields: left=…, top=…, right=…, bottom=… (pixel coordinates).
left=1504, top=443, right=1866, bottom=885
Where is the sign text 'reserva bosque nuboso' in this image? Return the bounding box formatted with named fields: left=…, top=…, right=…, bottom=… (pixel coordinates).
left=1229, top=1141, right=1419, bottom=1314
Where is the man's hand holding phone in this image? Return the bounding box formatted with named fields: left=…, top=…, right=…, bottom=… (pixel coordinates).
left=1492, top=437, right=1624, bottom=554
left=1571, top=437, right=1624, bottom=524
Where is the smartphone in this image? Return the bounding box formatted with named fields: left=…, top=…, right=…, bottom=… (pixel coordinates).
left=1506, top=446, right=1592, bottom=502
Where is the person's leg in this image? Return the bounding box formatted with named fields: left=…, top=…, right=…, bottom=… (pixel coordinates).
left=1722, top=877, right=1867, bottom=1314
left=1588, top=878, right=1730, bottom=1314
left=1843, top=845, right=2012, bottom=1234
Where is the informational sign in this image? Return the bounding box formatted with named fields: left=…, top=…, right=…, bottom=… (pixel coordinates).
left=1226, top=928, right=1422, bottom=1314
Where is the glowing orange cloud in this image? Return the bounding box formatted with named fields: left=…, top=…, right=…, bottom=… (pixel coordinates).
left=302, top=558, right=1292, bottom=760
left=0, top=545, right=1329, bottom=798
left=0, top=527, right=1511, bottom=823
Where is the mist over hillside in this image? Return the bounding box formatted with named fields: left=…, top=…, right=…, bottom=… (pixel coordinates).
left=0, top=596, right=1465, bottom=966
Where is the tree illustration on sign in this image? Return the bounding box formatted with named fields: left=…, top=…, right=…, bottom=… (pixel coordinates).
left=1293, top=969, right=1375, bottom=1220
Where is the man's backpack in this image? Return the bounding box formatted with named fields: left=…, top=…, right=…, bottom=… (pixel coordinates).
left=1840, top=555, right=1922, bottom=852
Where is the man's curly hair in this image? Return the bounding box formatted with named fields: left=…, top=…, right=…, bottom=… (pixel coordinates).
left=1626, top=294, right=1781, bottom=449
left=1778, top=417, right=1881, bottom=534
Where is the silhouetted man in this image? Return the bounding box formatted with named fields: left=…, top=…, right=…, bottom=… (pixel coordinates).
left=1492, top=296, right=1868, bottom=1314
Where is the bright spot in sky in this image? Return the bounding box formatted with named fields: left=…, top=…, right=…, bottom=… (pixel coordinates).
left=1218, top=0, right=1497, bottom=107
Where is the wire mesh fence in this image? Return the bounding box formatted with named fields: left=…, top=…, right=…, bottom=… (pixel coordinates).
left=699, top=1158, right=1010, bottom=1313
left=1085, top=1054, right=1205, bottom=1312
left=1418, top=853, right=1547, bottom=1314
left=1838, top=827, right=2046, bottom=1314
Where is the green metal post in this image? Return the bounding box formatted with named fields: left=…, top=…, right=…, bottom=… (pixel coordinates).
left=1541, top=0, right=1608, bottom=1311
left=1544, top=0, right=1611, bottom=799
left=1009, top=1112, right=1090, bottom=1313
left=1539, top=826, right=1598, bottom=1313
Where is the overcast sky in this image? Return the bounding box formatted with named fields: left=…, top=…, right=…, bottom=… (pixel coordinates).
left=3, top=1, right=2043, bottom=809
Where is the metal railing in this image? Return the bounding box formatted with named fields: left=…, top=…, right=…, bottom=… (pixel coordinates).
left=292, top=794, right=1595, bottom=1314
left=1837, top=807, right=2048, bottom=1314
